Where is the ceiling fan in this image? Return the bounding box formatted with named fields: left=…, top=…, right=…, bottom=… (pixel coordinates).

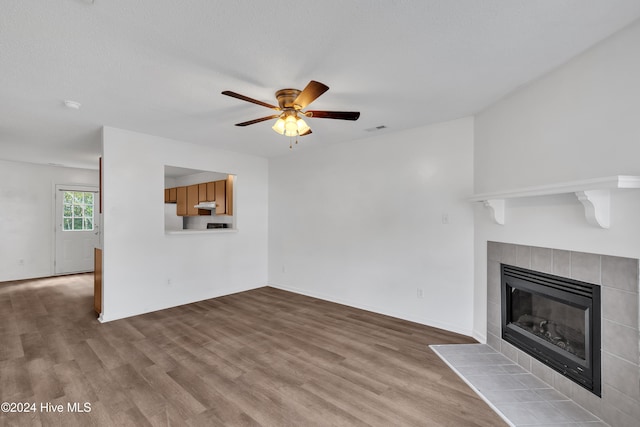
left=222, top=80, right=360, bottom=147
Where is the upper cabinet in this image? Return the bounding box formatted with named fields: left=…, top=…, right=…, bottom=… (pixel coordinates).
left=214, top=180, right=226, bottom=214
left=225, top=176, right=234, bottom=216
left=167, top=177, right=233, bottom=217
left=165, top=187, right=177, bottom=203
left=176, top=186, right=187, bottom=216
left=186, top=184, right=200, bottom=216
left=206, top=181, right=215, bottom=202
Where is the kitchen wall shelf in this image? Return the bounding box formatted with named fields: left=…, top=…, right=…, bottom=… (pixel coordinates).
left=469, top=175, right=640, bottom=229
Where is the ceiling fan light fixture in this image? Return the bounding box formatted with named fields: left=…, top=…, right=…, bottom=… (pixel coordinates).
left=272, top=117, right=286, bottom=135
left=224, top=80, right=360, bottom=142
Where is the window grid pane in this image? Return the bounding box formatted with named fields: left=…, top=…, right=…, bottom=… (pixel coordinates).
left=62, top=191, right=95, bottom=231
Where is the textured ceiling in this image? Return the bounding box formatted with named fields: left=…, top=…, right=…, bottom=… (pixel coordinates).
left=2, top=0, right=640, bottom=169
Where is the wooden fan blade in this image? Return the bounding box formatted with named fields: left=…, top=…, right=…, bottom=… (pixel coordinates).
left=293, top=81, right=329, bottom=109
left=235, top=115, right=281, bottom=126
left=305, top=110, right=360, bottom=121
left=222, top=91, right=280, bottom=110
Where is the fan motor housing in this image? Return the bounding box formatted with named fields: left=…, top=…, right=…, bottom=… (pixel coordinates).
left=275, top=89, right=302, bottom=109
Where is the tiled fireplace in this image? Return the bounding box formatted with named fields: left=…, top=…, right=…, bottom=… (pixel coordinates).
left=486, top=242, right=640, bottom=426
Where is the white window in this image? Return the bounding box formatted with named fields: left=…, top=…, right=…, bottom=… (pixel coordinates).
left=62, top=191, right=95, bottom=231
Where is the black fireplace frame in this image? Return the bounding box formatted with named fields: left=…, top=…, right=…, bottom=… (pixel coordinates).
left=501, top=264, right=601, bottom=396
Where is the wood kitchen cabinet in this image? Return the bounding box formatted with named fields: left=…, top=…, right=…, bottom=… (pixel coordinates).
left=214, top=180, right=226, bottom=214
left=184, top=184, right=211, bottom=216
left=226, top=175, right=234, bottom=216
left=186, top=184, right=200, bottom=216
left=206, top=181, right=215, bottom=201
left=164, top=187, right=177, bottom=203
left=176, top=186, right=187, bottom=216
left=173, top=178, right=232, bottom=216
left=198, top=183, right=207, bottom=202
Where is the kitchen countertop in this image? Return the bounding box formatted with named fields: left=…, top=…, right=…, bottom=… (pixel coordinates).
left=165, top=229, right=238, bottom=235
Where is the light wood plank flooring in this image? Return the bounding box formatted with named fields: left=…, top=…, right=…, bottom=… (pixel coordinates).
left=0, top=274, right=506, bottom=426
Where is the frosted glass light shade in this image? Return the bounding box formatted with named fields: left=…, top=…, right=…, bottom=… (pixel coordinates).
left=296, top=118, right=310, bottom=135
left=284, top=115, right=298, bottom=136
left=272, top=118, right=286, bottom=134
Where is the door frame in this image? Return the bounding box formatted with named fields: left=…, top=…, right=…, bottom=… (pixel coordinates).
left=53, top=183, right=100, bottom=275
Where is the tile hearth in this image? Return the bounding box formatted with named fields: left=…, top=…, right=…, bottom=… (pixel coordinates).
left=431, top=344, right=607, bottom=427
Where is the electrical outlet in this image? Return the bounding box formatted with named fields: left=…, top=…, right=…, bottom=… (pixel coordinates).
left=18, top=259, right=24, bottom=266
left=442, top=213, right=449, bottom=224
left=282, top=265, right=286, bottom=273
left=167, top=279, right=172, bottom=286
left=417, top=288, right=424, bottom=299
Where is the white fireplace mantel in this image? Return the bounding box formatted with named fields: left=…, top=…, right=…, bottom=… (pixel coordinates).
left=470, top=175, right=640, bottom=228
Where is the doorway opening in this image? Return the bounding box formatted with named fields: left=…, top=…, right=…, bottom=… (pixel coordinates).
left=54, top=184, right=100, bottom=275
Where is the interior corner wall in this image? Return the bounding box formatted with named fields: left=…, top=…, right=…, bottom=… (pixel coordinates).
left=0, top=159, right=98, bottom=282
left=472, top=21, right=640, bottom=340
left=101, top=127, right=268, bottom=322
left=268, top=117, right=475, bottom=335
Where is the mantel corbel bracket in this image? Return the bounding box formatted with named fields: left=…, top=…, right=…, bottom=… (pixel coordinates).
left=483, top=199, right=505, bottom=225
left=575, top=190, right=610, bottom=229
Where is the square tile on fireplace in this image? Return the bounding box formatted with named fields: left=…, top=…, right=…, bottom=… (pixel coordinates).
left=570, top=251, right=601, bottom=284
left=602, top=319, right=639, bottom=364
left=531, top=358, right=556, bottom=388
left=552, top=249, right=571, bottom=278
left=602, top=352, right=640, bottom=400
left=514, top=373, right=552, bottom=389
left=602, top=385, right=640, bottom=425
left=436, top=352, right=508, bottom=367
left=602, top=287, right=638, bottom=329
left=456, top=364, right=527, bottom=376
left=488, top=260, right=501, bottom=303
left=515, top=245, right=532, bottom=269
left=531, top=246, right=553, bottom=274
left=431, top=343, right=492, bottom=355
left=431, top=344, right=607, bottom=427
left=483, top=389, right=544, bottom=403
left=601, top=255, right=639, bottom=293
left=488, top=241, right=503, bottom=262
left=468, top=374, right=531, bottom=391
left=534, top=388, right=571, bottom=402
left=505, top=401, right=573, bottom=424
left=549, top=401, right=600, bottom=422
left=499, top=242, right=517, bottom=265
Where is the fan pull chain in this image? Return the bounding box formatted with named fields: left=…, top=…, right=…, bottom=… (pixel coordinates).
left=289, top=135, right=300, bottom=149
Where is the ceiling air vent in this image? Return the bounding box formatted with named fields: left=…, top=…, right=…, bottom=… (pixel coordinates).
left=365, top=125, right=387, bottom=132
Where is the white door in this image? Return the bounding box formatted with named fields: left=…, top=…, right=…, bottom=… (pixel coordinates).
left=55, top=185, right=100, bottom=274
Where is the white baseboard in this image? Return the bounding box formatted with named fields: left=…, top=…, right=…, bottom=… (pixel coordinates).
left=268, top=282, right=474, bottom=338
left=472, top=330, right=487, bottom=344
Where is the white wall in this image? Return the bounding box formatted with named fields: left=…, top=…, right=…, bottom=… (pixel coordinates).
left=473, top=20, right=640, bottom=341
left=101, top=127, right=268, bottom=321
left=0, top=159, right=98, bottom=282
left=268, top=118, right=476, bottom=335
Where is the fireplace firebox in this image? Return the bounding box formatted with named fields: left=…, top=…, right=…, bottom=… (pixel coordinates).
left=501, top=264, right=601, bottom=396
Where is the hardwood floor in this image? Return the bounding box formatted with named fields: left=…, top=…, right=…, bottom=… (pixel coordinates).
left=0, top=275, right=506, bottom=426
